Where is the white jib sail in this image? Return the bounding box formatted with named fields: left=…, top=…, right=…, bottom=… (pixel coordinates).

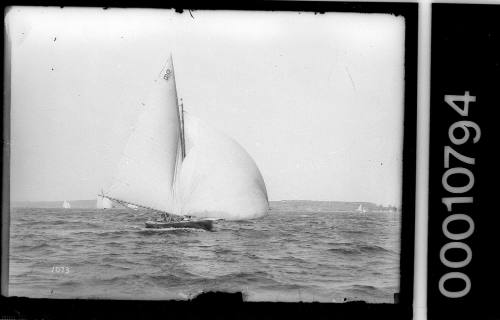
left=97, top=195, right=113, bottom=209
left=174, top=114, right=269, bottom=220
left=103, top=197, right=113, bottom=209
left=106, top=56, right=182, bottom=213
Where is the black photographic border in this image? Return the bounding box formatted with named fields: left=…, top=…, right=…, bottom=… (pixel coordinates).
left=428, top=4, right=500, bottom=319
left=1, top=2, right=417, bottom=319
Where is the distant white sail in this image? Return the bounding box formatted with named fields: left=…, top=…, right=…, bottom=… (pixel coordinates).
left=105, top=56, right=268, bottom=220
left=62, top=200, right=71, bottom=209
left=103, top=197, right=113, bottom=209
left=107, top=56, right=182, bottom=213
left=356, top=204, right=367, bottom=213
left=97, top=195, right=113, bottom=209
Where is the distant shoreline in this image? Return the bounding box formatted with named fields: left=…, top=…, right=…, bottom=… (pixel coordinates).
left=11, top=199, right=399, bottom=212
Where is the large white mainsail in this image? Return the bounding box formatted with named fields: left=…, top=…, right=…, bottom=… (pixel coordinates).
left=106, top=56, right=182, bottom=213
left=105, top=56, right=268, bottom=220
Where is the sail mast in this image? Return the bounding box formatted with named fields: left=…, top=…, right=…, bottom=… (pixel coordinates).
left=180, top=98, right=186, bottom=159
left=170, top=55, right=186, bottom=160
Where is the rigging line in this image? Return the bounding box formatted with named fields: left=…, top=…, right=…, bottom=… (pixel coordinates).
left=100, top=194, right=179, bottom=216
left=110, top=198, right=135, bottom=211
left=171, top=140, right=183, bottom=205
left=169, top=55, right=185, bottom=161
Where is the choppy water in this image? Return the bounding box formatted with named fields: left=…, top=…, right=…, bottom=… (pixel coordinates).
left=8, top=205, right=400, bottom=302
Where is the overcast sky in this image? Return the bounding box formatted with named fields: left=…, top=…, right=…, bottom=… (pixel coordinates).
left=6, top=7, right=405, bottom=205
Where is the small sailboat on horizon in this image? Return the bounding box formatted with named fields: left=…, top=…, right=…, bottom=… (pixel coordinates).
left=356, top=204, right=367, bottom=214
left=62, top=200, right=71, bottom=209
left=100, top=55, right=269, bottom=230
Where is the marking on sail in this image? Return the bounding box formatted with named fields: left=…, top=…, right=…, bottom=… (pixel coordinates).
left=164, top=69, right=172, bottom=81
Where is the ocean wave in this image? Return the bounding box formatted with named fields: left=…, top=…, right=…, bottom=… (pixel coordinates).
left=344, top=284, right=386, bottom=296
left=327, top=247, right=361, bottom=255
left=91, top=230, right=133, bottom=237
left=350, top=284, right=377, bottom=290
left=59, top=280, right=82, bottom=287
left=235, top=229, right=272, bottom=240
left=88, top=273, right=146, bottom=286
left=82, top=222, right=104, bottom=228
left=65, top=231, right=98, bottom=237
left=357, top=245, right=395, bottom=255
left=339, top=230, right=370, bottom=235
left=14, top=242, right=52, bottom=251
left=102, top=241, right=125, bottom=248
left=256, top=282, right=305, bottom=292
left=213, top=248, right=234, bottom=255
left=23, top=219, right=73, bottom=226
left=124, top=224, right=144, bottom=230
left=147, top=273, right=195, bottom=286
left=95, top=262, right=133, bottom=271
left=199, top=271, right=279, bottom=287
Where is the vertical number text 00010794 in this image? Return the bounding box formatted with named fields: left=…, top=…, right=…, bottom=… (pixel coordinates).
left=438, top=91, right=480, bottom=299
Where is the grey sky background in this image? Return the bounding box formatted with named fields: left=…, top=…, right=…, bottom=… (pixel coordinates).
left=6, top=7, right=405, bottom=205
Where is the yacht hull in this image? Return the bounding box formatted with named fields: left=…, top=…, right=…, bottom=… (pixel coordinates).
left=145, top=219, right=213, bottom=231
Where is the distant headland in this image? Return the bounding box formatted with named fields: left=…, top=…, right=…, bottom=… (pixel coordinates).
left=11, top=199, right=399, bottom=213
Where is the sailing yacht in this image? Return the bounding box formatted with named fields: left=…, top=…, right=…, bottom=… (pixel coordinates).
left=62, top=200, right=71, bottom=209
left=356, top=204, right=367, bottom=214
left=100, top=56, right=268, bottom=230
left=97, top=194, right=113, bottom=209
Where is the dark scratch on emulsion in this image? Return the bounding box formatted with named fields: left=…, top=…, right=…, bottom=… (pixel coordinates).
left=345, top=66, right=357, bottom=92
left=175, top=8, right=195, bottom=19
